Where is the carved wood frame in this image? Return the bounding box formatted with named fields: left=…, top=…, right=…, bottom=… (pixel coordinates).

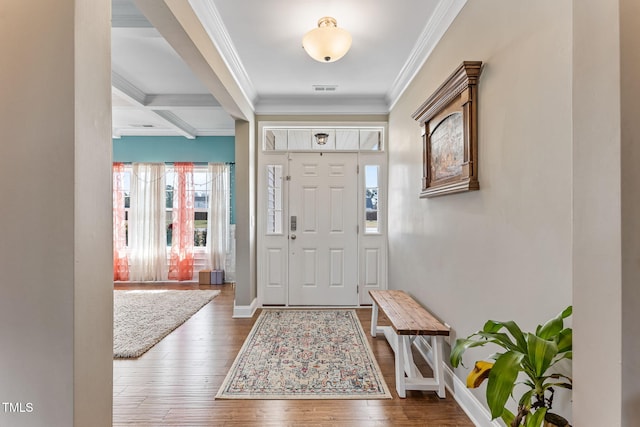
left=412, top=61, right=482, bottom=198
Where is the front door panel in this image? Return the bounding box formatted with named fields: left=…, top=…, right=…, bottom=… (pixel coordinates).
left=288, top=153, right=358, bottom=305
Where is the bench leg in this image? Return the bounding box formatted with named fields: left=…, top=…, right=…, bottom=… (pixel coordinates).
left=432, top=336, right=446, bottom=398
left=395, top=335, right=407, bottom=398
left=402, top=337, right=420, bottom=379
left=370, top=302, right=379, bottom=337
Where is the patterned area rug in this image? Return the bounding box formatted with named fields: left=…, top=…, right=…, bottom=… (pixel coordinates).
left=114, top=289, right=220, bottom=358
left=216, top=309, right=391, bottom=399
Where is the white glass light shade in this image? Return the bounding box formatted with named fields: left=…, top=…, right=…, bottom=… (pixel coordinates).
left=302, top=17, right=352, bottom=63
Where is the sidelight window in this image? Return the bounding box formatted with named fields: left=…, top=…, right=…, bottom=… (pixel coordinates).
left=266, top=165, right=284, bottom=234
left=364, top=165, right=380, bottom=233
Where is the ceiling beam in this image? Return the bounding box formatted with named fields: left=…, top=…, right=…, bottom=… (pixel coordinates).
left=111, top=71, right=147, bottom=105
left=135, top=0, right=254, bottom=121
left=151, top=110, right=197, bottom=138
left=111, top=71, right=196, bottom=139
left=112, top=0, right=153, bottom=28
left=145, top=93, right=220, bottom=109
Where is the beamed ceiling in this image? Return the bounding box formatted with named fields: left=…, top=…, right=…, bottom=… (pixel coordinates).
left=111, top=0, right=466, bottom=138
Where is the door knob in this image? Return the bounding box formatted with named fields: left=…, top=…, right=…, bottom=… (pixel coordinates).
left=291, top=234, right=296, bottom=240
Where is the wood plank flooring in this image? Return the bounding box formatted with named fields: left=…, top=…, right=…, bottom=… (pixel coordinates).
left=113, top=283, right=473, bottom=426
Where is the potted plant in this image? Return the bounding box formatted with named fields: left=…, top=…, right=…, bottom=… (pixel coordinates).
left=450, top=306, right=573, bottom=427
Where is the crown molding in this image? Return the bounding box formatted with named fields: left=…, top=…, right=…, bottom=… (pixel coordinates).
left=386, top=0, right=467, bottom=111
left=188, top=0, right=257, bottom=108
left=255, top=95, right=390, bottom=116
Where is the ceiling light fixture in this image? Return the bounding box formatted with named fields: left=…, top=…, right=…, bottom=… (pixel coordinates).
left=314, top=132, right=329, bottom=145
left=302, top=17, right=352, bottom=63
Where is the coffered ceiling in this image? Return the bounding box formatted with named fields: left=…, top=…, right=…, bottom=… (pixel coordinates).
left=111, top=0, right=466, bottom=138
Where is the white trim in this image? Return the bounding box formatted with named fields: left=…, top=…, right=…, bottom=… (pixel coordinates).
left=415, top=336, right=502, bottom=427
left=188, top=0, right=257, bottom=108
left=232, top=297, right=258, bottom=318
left=386, top=0, right=468, bottom=111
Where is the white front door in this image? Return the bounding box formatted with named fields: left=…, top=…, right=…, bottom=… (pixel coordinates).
left=288, top=153, right=358, bottom=305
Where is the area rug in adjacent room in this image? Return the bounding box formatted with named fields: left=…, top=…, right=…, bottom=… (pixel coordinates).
left=216, top=309, right=391, bottom=399
left=113, top=289, right=220, bottom=359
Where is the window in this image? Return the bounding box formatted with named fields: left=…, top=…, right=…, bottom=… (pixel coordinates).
left=119, top=164, right=222, bottom=247
left=266, top=165, right=283, bottom=234
left=364, top=165, right=380, bottom=233
left=119, top=169, right=131, bottom=246
left=165, top=169, right=175, bottom=246
left=263, top=126, right=384, bottom=151
left=193, top=169, right=209, bottom=247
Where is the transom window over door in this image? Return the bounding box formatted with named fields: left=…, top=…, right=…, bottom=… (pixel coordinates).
left=263, top=126, right=384, bottom=152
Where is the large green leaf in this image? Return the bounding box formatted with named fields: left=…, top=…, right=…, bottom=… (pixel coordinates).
left=501, top=408, right=516, bottom=426
left=527, top=334, right=558, bottom=377
left=450, top=337, right=490, bottom=367
left=556, top=328, right=572, bottom=353
left=518, top=388, right=535, bottom=408
left=486, top=351, right=524, bottom=419
left=536, top=306, right=572, bottom=340
left=484, top=320, right=528, bottom=352
left=477, top=331, right=520, bottom=352
left=525, top=408, right=547, bottom=427
left=561, top=351, right=572, bottom=360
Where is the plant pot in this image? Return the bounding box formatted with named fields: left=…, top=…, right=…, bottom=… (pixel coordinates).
left=544, top=412, right=570, bottom=427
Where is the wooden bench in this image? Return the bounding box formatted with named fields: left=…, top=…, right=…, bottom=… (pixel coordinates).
left=369, top=290, right=450, bottom=398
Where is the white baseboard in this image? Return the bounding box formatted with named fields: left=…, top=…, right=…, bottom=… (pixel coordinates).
left=444, top=363, right=502, bottom=427
left=414, top=337, right=502, bottom=427
left=232, top=297, right=258, bottom=318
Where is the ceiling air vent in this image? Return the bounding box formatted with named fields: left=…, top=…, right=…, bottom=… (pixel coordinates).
left=312, top=85, right=338, bottom=92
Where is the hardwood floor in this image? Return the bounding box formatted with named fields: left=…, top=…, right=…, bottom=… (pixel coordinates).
left=113, top=283, right=473, bottom=426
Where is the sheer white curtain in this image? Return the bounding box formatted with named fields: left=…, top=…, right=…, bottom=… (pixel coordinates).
left=129, top=163, right=167, bottom=281
left=206, top=163, right=230, bottom=270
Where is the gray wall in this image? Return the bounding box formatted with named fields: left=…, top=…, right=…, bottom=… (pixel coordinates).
left=0, top=1, right=113, bottom=426
left=388, top=0, right=572, bottom=420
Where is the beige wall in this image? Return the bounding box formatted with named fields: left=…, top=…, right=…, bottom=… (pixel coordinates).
left=0, top=1, right=112, bottom=426
left=388, top=0, right=573, bottom=420
left=620, top=0, right=640, bottom=422
left=572, top=0, right=640, bottom=424
left=573, top=0, right=640, bottom=424
left=572, top=1, right=623, bottom=425
left=234, top=119, right=257, bottom=305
